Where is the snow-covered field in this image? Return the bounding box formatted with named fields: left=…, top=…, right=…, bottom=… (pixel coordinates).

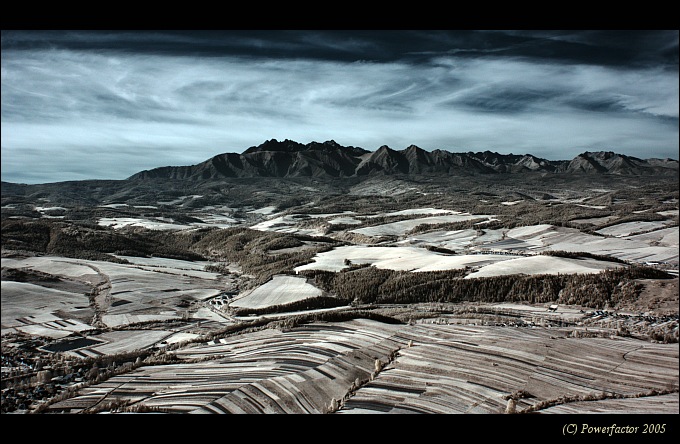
left=570, top=216, right=618, bottom=225
left=230, top=275, right=323, bottom=310
left=44, top=329, right=201, bottom=359
left=196, top=214, right=240, bottom=226
left=12, top=323, right=91, bottom=339
left=1, top=257, right=101, bottom=282
left=296, top=219, right=679, bottom=274
left=1, top=255, right=229, bottom=334
left=98, top=203, right=129, bottom=209
left=294, top=244, right=622, bottom=277
left=294, top=245, right=521, bottom=273
left=112, top=255, right=224, bottom=281
left=398, top=227, right=510, bottom=251
left=458, top=225, right=679, bottom=266
left=1, top=282, right=90, bottom=329
left=364, top=208, right=457, bottom=218
left=35, top=206, right=67, bottom=212
left=249, top=215, right=325, bottom=236
left=328, top=216, right=363, bottom=225
left=626, top=226, right=678, bottom=247
left=595, top=221, right=674, bottom=237
left=98, top=217, right=194, bottom=231
left=248, top=206, right=278, bottom=215
left=464, top=255, right=624, bottom=279
left=78, top=330, right=174, bottom=357
left=99, top=215, right=238, bottom=230
left=350, top=213, right=494, bottom=237
left=1, top=280, right=94, bottom=338
left=157, top=195, right=203, bottom=205
left=397, top=229, right=479, bottom=250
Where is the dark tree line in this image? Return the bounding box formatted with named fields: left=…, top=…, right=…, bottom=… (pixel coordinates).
left=300, top=265, right=672, bottom=309
left=541, top=250, right=629, bottom=264
left=1, top=219, right=207, bottom=262
left=1, top=221, right=343, bottom=284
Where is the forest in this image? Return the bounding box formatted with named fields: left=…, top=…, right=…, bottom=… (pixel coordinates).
left=299, top=263, right=671, bottom=309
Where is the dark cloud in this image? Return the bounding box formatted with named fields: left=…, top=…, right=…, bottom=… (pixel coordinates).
left=1, top=30, right=677, bottom=184
left=452, top=86, right=563, bottom=113
left=566, top=93, right=634, bottom=114
left=3, top=30, right=677, bottom=68
left=482, top=30, right=679, bottom=70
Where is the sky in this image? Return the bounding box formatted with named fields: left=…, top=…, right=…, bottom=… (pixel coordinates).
left=1, top=30, right=678, bottom=184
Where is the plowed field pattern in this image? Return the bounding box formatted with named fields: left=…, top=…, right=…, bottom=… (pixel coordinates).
left=46, top=321, right=678, bottom=414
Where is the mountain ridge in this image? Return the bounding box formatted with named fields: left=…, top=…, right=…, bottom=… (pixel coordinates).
left=128, top=139, right=679, bottom=181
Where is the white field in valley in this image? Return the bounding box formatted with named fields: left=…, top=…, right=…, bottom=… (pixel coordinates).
left=350, top=213, right=494, bottom=237
left=464, top=255, right=624, bottom=279
left=98, top=217, right=195, bottom=231
left=98, top=216, right=238, bottom=230
left=296, top=246, right=519, bottom=273
left=294, top=245, right=621, bottom=276
left=364, top=208, right=457, bottom=218
left=230, top=275, right=323, bottom=310
left=398, top=228, right=502, bottom=251
left=328, top=216, right=363, bottom=225
left=247, top=206, right=278, bottom=215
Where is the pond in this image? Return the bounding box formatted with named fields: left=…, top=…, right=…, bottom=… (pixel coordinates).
left=41, top=337, right=105, bottom=353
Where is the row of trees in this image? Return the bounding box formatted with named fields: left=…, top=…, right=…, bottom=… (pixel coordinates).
left=300, top=265, right=671, bottom=309
left=541, top=250, right=629, bottom=264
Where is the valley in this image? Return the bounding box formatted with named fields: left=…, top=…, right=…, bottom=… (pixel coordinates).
left=1, top=141, right=678, bottom=415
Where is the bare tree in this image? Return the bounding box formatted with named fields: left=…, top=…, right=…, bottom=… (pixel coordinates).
left=505, top=398, right=516, bottom=414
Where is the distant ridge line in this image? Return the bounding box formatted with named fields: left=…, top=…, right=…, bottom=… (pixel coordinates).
left=128, top=139, right=679, bottom=181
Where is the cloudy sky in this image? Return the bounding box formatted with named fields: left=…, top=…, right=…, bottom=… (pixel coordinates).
left=1, top=30, right=678, bottom=184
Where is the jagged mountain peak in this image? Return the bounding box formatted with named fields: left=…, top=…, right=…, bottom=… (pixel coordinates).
left=127, top=139, right=678, bottom=181
left=243, top=138, right=306, bottom=154
left=375, top=145, right=397, bottom=153
left=403, top=145, right=428, bottom=155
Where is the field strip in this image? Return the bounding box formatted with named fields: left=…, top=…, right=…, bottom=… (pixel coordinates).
left=539, top=393, right=679, bottom=414
left=44, top=322, right=678, bottom=414
left=229, top=275, right=323, bottom=309
left=338, top=325, right=678, bottom=414
left=349, top=214, right=494, bottom=237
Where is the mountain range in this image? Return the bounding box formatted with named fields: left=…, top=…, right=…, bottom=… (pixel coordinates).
left=129, top=139, right=679, bottom=181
